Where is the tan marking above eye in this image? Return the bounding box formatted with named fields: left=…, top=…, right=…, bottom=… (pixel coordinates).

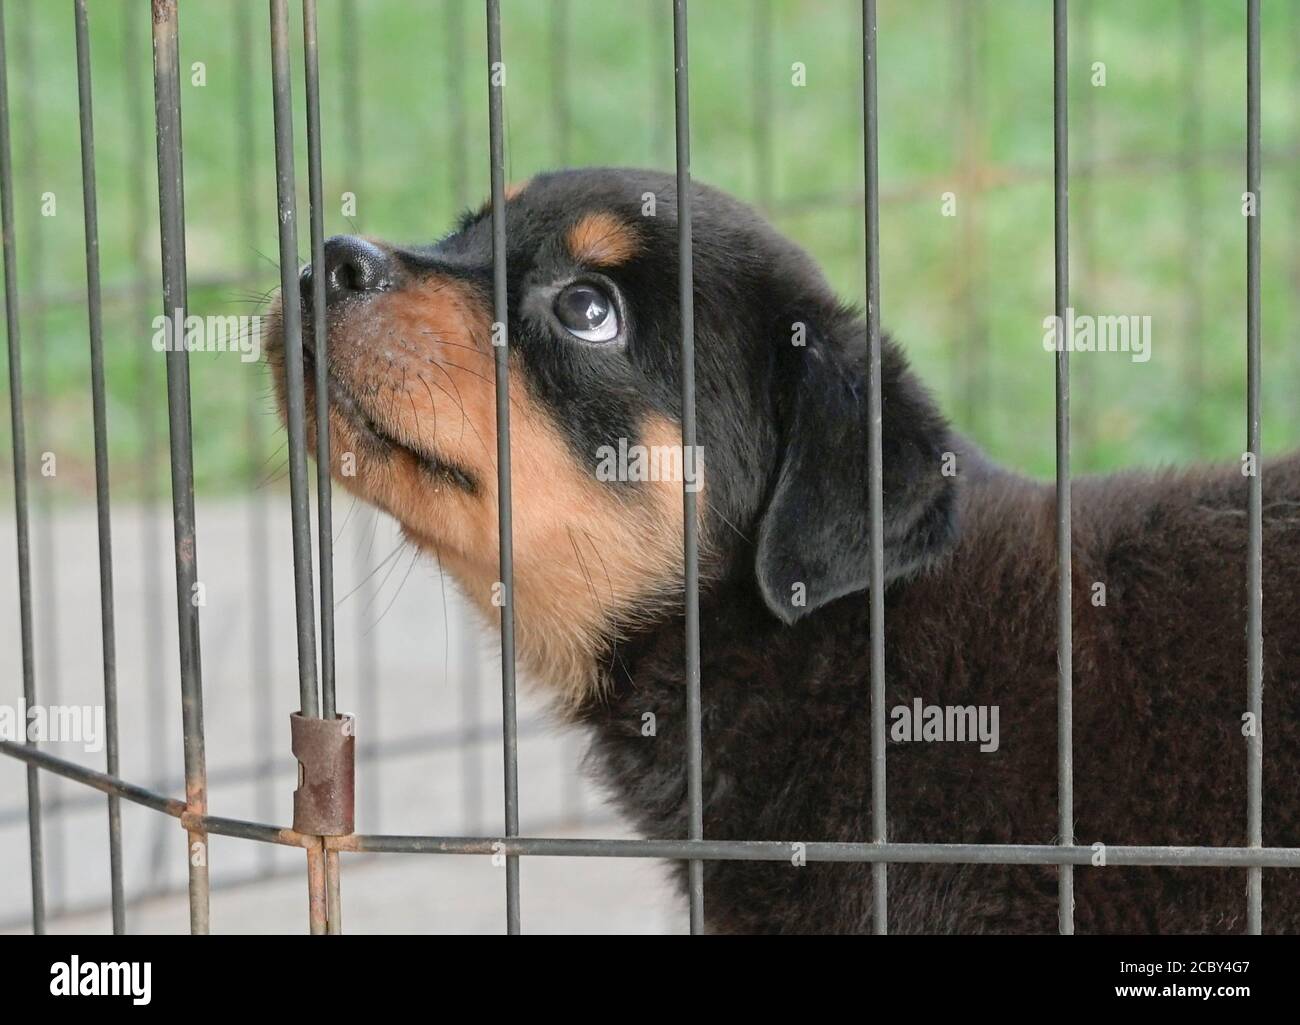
left=566, top=211, right=639, bottom=268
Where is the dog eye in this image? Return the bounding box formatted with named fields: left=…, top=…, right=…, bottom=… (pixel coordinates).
left=553, top=283, right=619, bottom=342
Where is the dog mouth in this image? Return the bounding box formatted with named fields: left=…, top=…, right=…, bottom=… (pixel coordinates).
left=298, top=341, right=479, bottom=494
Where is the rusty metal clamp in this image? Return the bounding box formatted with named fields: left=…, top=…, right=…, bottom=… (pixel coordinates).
left=290, top=712, right=356, bottom=836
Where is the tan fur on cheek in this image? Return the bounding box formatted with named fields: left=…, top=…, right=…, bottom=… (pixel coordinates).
left=404, top=396, right=691, bottom=708
left=273, top=275, right=693, bottom=708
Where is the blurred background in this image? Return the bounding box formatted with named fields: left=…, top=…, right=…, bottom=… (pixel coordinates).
left=1, top=0, right=1297, bottom=932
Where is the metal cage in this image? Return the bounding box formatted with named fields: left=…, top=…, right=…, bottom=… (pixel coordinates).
left=0, top=0, right=1284, bottom=936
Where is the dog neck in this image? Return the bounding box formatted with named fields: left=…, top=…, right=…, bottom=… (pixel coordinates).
left=567, top=436, right=1019, bottom=842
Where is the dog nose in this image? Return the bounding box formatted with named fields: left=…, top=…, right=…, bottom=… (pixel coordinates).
left=300, top=235, right=393, bottom=309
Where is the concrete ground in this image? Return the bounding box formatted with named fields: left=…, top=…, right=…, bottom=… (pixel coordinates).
left=0, top=496, right=683, bottom=934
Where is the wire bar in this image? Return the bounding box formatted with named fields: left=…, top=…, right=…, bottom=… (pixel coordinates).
left=150, top=0, right=210, bottom=935
left=671, top=0, right=705, bottom=936
left=326, top=850, right=342, bottom=934
left=306, top=842, right=327, bottom=934
left=73, top=0, right=125, bottom=935
left=1052, top=0, right=1075, bottom=937
left=1244, top=0, right=1263, bottom=936
left=485, top=0, right=522, bottom=935
left=0, top=740, right=186, bottom=818
left=9, top=737, right=1300, bottom=871
left=266, top=0, right=327, bottom=936
left=330, top=833, right=1300, bottom=869
left=0, top=0, right=43, bottom=936
left=20, top=0, right=63, bottom=921
left=302, top=0, right=343, bottom=935
left=861, top=0, right=888, bottom=937
left=0, top=713, right=560, bottom=829
left=188, top=814, right=311, bottom=847
left=954, top=0, right=987, bottom=440
left=123, top=0, right=173, bottom=895
left=303, top=0, right=337, bottom=721
left=268, top=0, right=321, bottom=720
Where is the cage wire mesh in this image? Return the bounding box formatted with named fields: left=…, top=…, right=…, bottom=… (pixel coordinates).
left=0, top=0, right=1291, bottom=934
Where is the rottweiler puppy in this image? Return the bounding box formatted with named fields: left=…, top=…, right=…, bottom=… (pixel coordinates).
left=267, top=167, right=1300, bottom=934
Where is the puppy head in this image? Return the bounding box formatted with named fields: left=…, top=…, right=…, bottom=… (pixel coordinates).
left=265, top=167, right=957, bottom=704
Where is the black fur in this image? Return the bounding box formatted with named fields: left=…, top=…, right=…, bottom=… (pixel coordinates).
left=757, top=329, right=958, bottom=621
left=521, top=170, right=1300, bottom=934
left=308, top=168, right=1300, bottom=933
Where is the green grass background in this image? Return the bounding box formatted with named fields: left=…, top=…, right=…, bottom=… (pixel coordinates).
left=1, top=0, right=1298, bottom=502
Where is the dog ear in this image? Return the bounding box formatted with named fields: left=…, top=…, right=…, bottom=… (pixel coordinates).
left=755, top=327, right=959, bottom=624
